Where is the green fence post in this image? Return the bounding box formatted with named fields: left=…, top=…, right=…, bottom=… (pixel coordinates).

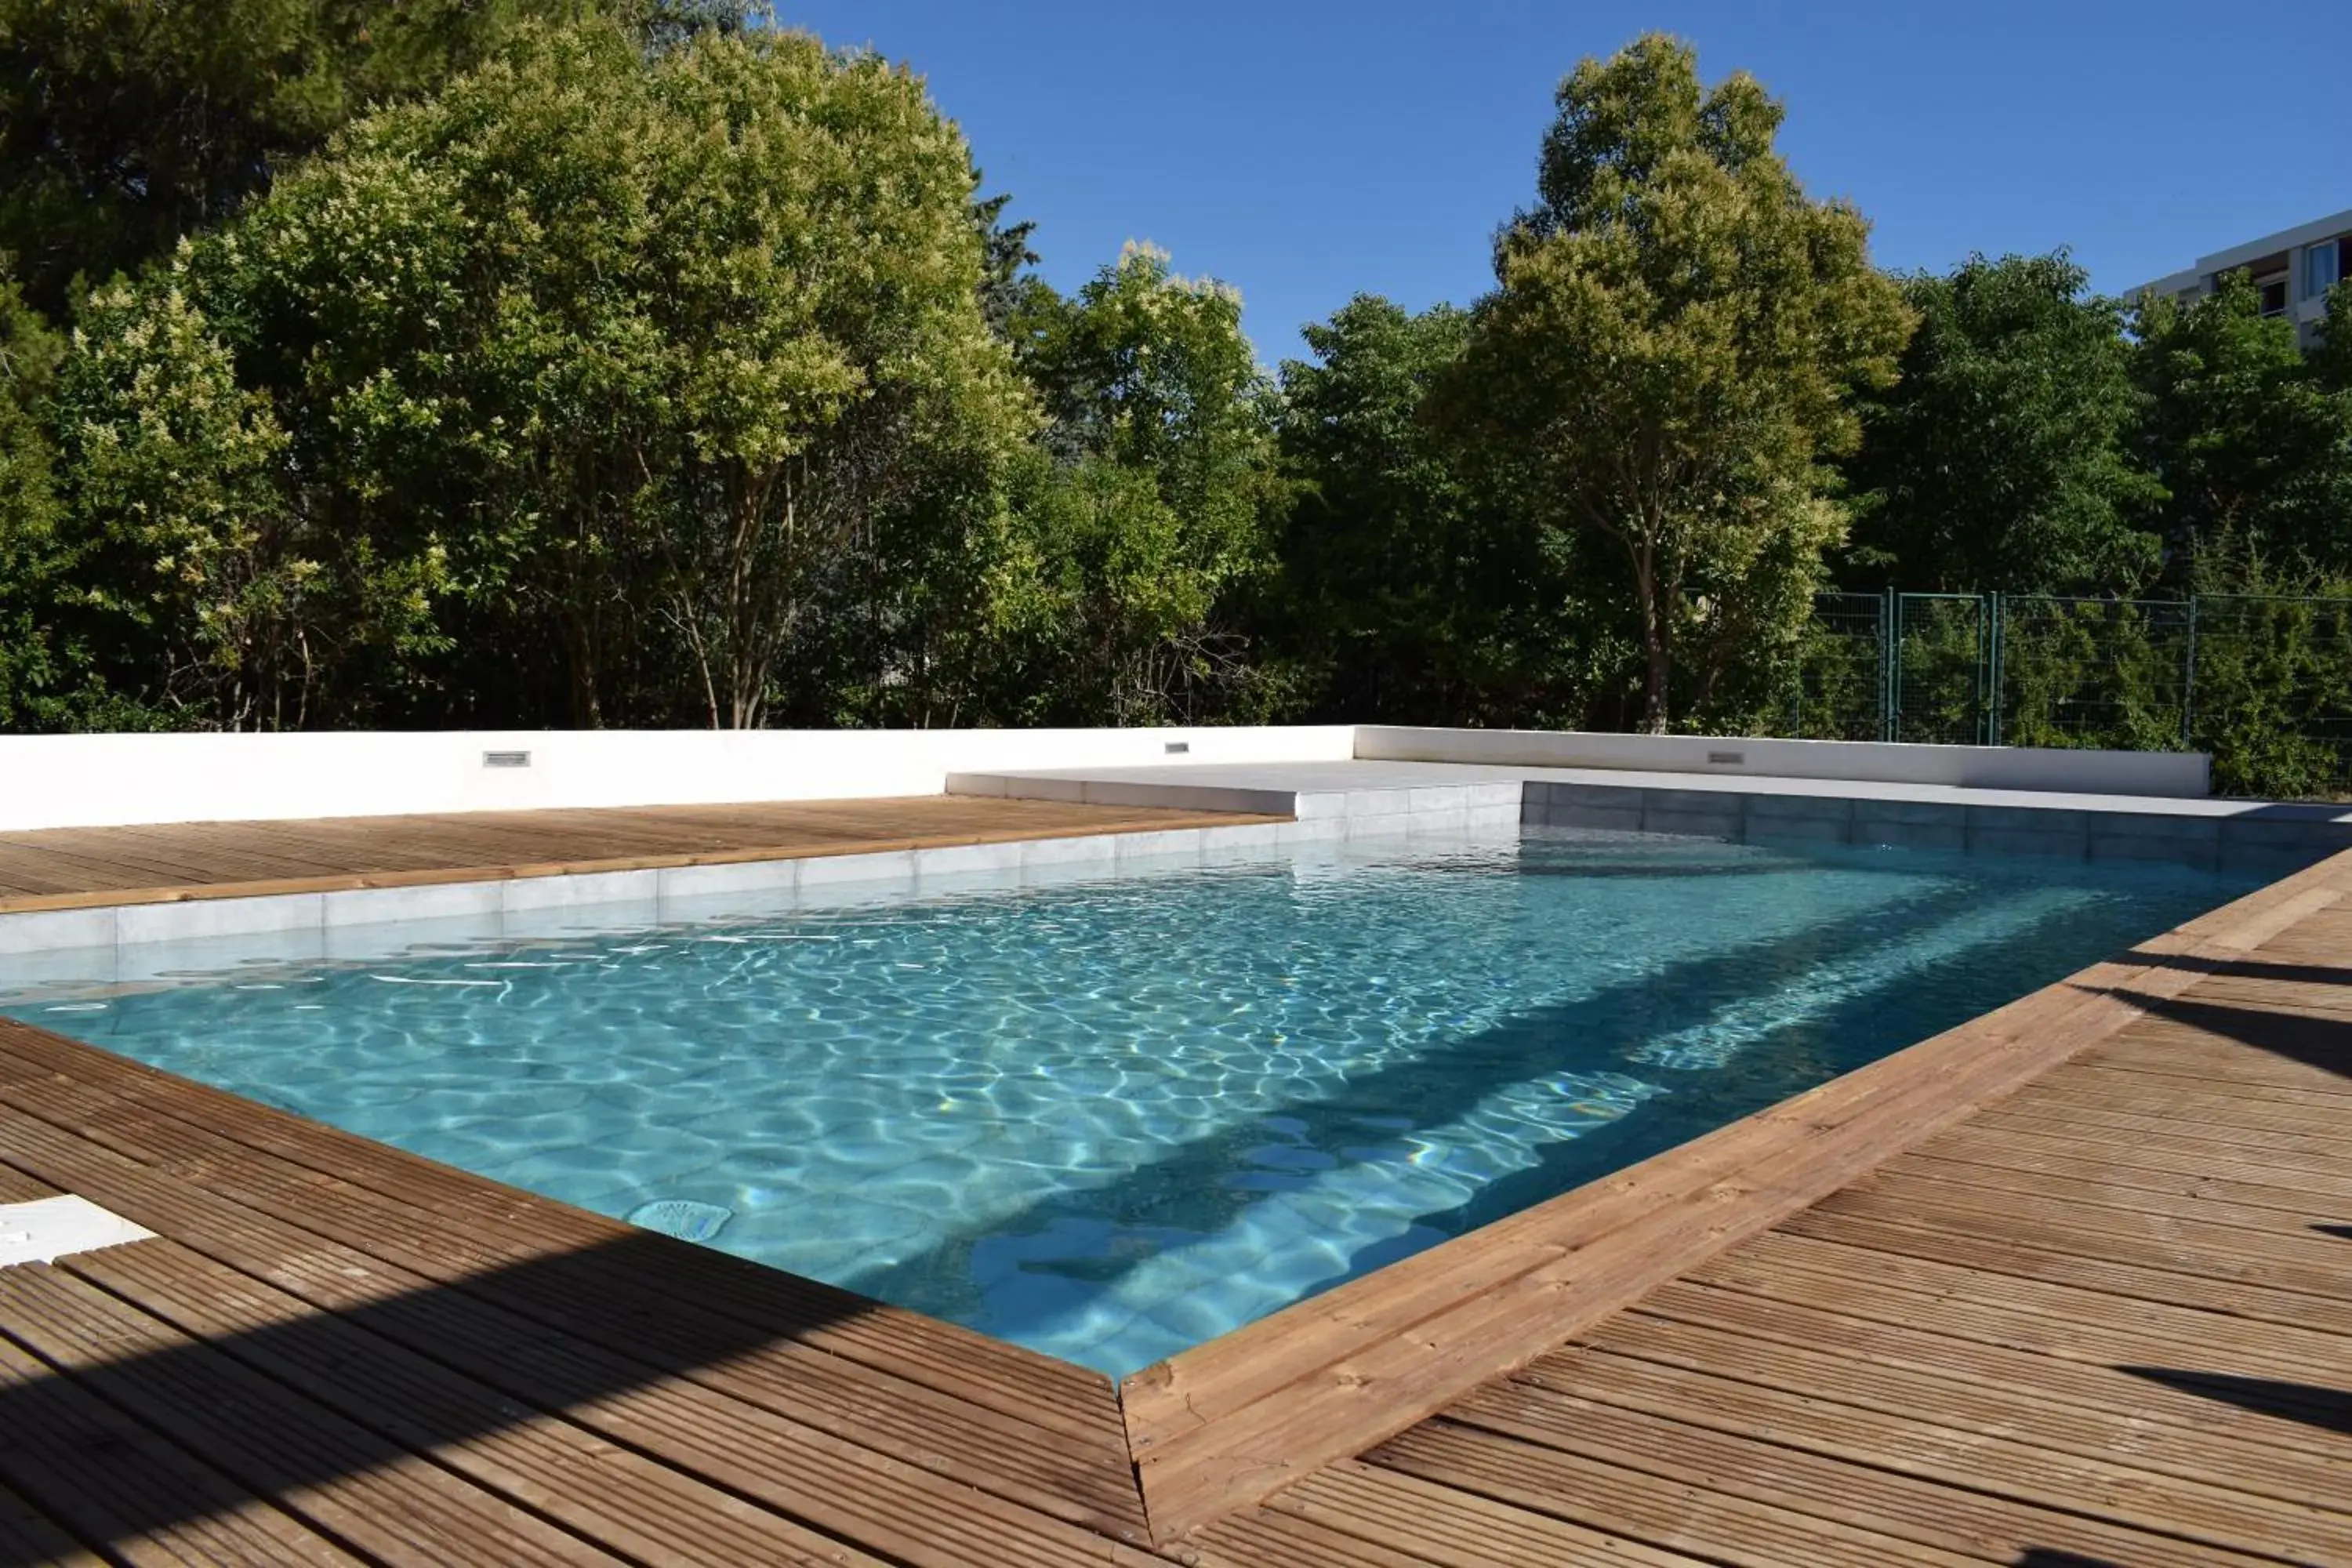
left=2182, top=595, right=2198, bottom=750
left=1884, top=588, right=1901, bottom=743
left=1987, top=592, right=2003, bottom=747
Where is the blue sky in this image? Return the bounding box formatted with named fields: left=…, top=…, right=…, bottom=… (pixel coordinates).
left=775, top=1, right=2352, bottom=364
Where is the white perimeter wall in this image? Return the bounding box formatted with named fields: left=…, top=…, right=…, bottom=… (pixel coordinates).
left=1359, top=727, right=2213, bottom=798
left=0, top=723, right=2212, bottom=832
left=0, top=727, right=1358, bottom=832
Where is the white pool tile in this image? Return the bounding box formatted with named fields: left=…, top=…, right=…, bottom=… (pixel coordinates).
left=116, top=892, right=323, bottom=946
left=323, top=880, right=504, bottom=928
left=0, top=908, right=117, bottom=956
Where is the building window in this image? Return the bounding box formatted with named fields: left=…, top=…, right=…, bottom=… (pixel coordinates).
left=2258, top=274, right=2289, bottom=317
left=2307, top=239, right=2343, bottom=300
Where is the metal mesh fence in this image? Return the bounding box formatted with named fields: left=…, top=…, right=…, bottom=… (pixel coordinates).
left=1782, top=592, right=1886, bottom=742
left=1771, top=591, right=2352, bottom=797
left=1998, top=596, right=2194, bottom=754
left=1893, top=594, right=1991, bottom=746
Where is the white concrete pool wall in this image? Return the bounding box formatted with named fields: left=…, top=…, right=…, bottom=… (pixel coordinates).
left=951, top=759, right=2352, bottom=880
left=0, top=724, right=2202, bottom=833
left=0, top=725, right=1362, bottom=833
left=1356, top=725, right=2214, bottom=797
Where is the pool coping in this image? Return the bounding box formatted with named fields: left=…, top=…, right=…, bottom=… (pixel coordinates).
left=0, top=808, right=1300, bottom=957
left=11, top=766, right=2351, bottom=957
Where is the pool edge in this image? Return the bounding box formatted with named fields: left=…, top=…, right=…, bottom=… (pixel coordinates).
left=1111, top=845, right=2352, bottom=1545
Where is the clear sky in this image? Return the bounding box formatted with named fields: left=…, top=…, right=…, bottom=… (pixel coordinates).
left=774, top=0, right=2352, bottom=364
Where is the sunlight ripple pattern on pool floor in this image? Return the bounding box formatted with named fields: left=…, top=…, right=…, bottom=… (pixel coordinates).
left=3, top=829, right=2251, bottom=1375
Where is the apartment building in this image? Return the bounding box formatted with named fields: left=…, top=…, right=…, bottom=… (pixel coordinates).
left=2136, top=207, right=2351, bottom=348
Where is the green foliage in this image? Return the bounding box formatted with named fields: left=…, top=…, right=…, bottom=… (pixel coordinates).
left=1436, top=34, right=1914, bottom=734
left=991, top=245, right=1283, bottom=724
left=1996, top=597, right=2190, bottom=754
left=52, top=277, right=350, bottom=728
left=1841, top=253, right=2162, bottom=593
left=2132, top=272, right=2352, bottom=576
left=2182, top=544, right=2352, bottom=798
left=0, top=267, right=68, bottom=724
left=0, top=0, right=687, bottom=318
left=53, top=16, right=1026, bottom=728
left=1263, top=294, right=1605, bottom=726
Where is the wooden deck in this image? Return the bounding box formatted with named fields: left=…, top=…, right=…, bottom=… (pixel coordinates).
left=0, top=828, right=2346, bottom=1564
left=0, top=795, right=1277, bottom=913
left=0, top=1016, right=1160, bottom=1567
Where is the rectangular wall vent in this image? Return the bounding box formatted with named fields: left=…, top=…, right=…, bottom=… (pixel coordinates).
left=1163, top=741, right=1191, bottom=755
left=482, top=750, right=532, bottom=769
left=1706, top=750, right=1746, bottom=766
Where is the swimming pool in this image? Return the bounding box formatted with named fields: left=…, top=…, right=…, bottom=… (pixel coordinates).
left=2, top=828, right=2255, bottom=1375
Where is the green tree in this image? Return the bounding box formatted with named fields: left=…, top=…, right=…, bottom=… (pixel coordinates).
left=53, top=16, right=1029, bottom=728
left=1265, top=293, right=1602, bottom=725
left=991, top=243, right=1283, bottom=724
left=2133, top=270, right=2352, bottom=577
left=2310, top=278, right=2352, bottom=394
left=1269, top=295, right=1479, bottom=720
left=1840, top=252, right=2162, bottom=593
left=0, top=267, right=74, bottom=725
left=49, top=275, right=367, bottom=728
left=0, top=0, right=740, bottom=320
left=1435, top=34, right=1913, bottom=733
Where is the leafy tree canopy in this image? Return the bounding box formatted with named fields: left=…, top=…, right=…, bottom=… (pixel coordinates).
left=1437, top=33, right=1914, bottom=732
left=53, top=15, right=1028, bottom=729
left=991, top=244, right=1283, bottom=724
left=0, top=0, right=742, bottom=318
left=1840, top=252, right=2163, bottom=594
left=1267, top=295, right=1520, bottom=722
left=2133, top=271, right=2352, bottom=578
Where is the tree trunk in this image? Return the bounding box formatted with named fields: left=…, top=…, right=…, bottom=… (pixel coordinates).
left=1631, top=539, right=1670, bottom=734
left=1642, top=633, right=1670, bottom=734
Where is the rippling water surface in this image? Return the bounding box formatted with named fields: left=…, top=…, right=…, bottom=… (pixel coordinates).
left=3, top=829, right=2253, bottom=1374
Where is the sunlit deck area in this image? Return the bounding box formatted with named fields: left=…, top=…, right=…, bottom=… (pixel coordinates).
left=0, top=794, right=1279, bottom=915
left=0, top=800, right=2345, bottom=1564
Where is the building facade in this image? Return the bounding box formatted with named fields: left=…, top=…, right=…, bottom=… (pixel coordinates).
left=2136, top=207, right=2351, bottom=348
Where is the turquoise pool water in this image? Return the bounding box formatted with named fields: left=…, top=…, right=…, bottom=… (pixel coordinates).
left=3, top=829, right=2252, bottom=1375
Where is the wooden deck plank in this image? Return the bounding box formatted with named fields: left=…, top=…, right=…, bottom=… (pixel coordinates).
left=66, top=1239, right=898, bottom=1568
left=0, top=1163, right=56, bottom=1203
left=1435, top=1375, right=2279, bottom=1568
left=0, top=1016, right=1127, bottom=1443
left=0, top=1258, right=627, bottom=1568
left=0, top=1474, right=107, bottom=1568
left=1231, top=1461, right=1717, bottom=1568
left=1773, top=1207, right=2352, bottom=1339
left=1502, top=1343, right=2352, bottom=1561
left=1366, top=1420, right=1981, bottom=1568
left=0, top=793, right=1281, bottom=913
left=1693, top=1230, right=2352, bottom=1374
left=1576, top=1307, right=2351, bottom=1512
left=0, top=1028, right=1153, bottom=1546
left=0, top=1312, right=368, bottom=1566
left=1903, top=1117, right=2352, bottom=1205
left=0, top=1083, right=1160, bottom=1567
left=1624, top=1275, right=2352, bottom=1461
